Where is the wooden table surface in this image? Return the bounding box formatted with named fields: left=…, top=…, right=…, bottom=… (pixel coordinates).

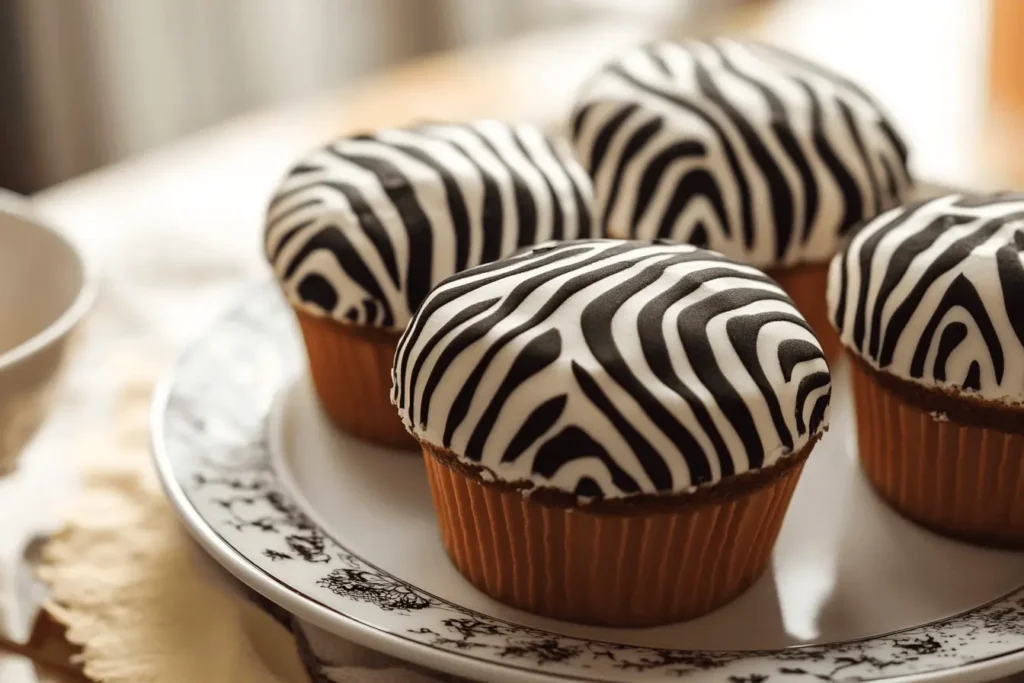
left=13, top=0, right=1024, bottom=680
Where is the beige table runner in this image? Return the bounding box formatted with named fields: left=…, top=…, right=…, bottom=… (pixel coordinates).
left=37, top=359, right=453, bottom=683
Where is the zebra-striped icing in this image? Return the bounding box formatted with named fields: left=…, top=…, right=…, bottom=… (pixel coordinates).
left=570, top=39, right=912, bottom=269
left=264, top=121, right=595, bottom=331
left=392, top=239, right=831, bottom=498
left=828, top=193, right=1024, bottom=405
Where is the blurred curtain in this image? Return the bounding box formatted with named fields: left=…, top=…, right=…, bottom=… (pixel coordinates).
left=0, top=0, right=589, bottom=193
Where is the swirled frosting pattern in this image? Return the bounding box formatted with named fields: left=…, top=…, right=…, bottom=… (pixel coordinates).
left=828, top=193, right=1024, bottom=404
left=393, top=239, right=831, bottom=499
left=265, top=121, right=595, bottom=331
left=570, top=39, right=912, bottom=268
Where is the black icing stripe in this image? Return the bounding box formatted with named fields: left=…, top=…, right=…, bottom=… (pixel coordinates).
left=778, top=339, right=826, bottom=383
left=570, top=102, right=597, bottom=145
left=878, top=214, right=1016, bottom=367
left=832, top=195, right=1024, bottom=396
left=719, top=300, right=814, bottom=463
left=572, top=40, right=910, bottom=263
left=866, top=211, right=971, bottom=357
left=510, top=128, right=566, bottom=242
left=602, top=116, right=662, bottom=234
left=569, top=361, right=670, bottom=491
left=607, top=63, right=756, bottom=248
left=397, top=298, right=498, bottom=428
left=502, top=394, right=567, bottom=465
left=463, top=125, right=540, bottom=249
left=910, top=274, right=1004, bottom=383
left=644, top=43, right=673, bottom=77
left=636, top=262, right=776, bottom=480
left=795, top=79, right=863, bottom=237
left=849, top=203, right=917, bottom=351
left=794, top=372, right=831, bottom=436
left=384, top=140, right=474, bottom=273
left=808, top=390, right=830, bottom=436
left=394, top=240, right=830, bottom=497
left=832, top=246, right=850, bottom=331
left=588, top=103, right=639, bottom=178
left=282, top=225, right=395, bottom=328
left=836, top=99, right=882, bottom=222
left=540, top=135, right=594, bottom=240
left=332, top=156, right=430, bottom=312
left=579, top=254, right=733, bottom=484
left=656, top=168, right=725, bottom=242
left=632, top=141, right=710, bottom=232
left=267, top=198, right=322, bottom=253
left=421, top=129, right=510, bottom=263
left=877, top=117, right=911, bottom=182
left=417, top=243, right=636, bottom=432
left=395, top=246, right=593, bottom=418
left=269, top=217, right=315, bottom=263
left=691, top=51, right=795, bottom=260
left=265, top=122, right=593, bottom=328
left=441, top=255, right=640, bottom=448
left=464, top=328, right=563, bottom=462
left=934, top=322, right=968, bottom=382
left=316, top=175, right=402, bottom=289
left=267, top=170, right=323, bottom=212
left=531, top=422, right=641, bottom=497
left=713, top=45, right=818, bottom=250
left=996, top=230, right=1024, bottom=349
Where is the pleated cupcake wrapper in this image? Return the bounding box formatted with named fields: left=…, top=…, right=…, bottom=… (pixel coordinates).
left=851, top=359, right=1024, bottom=548
left=294, top=309, right=417, bottom=450
left=422, top=445, right=807, bottom=627
left=769, top=261, right=841, bottom=363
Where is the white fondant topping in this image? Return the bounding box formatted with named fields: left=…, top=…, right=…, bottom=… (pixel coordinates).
left=265, top=121, right=595, bottom=330
left=829, top=193, right=1024, bottom=404
left=571, top=39, right=912, bottom=268
left=393, top=239, right=831, bottom=498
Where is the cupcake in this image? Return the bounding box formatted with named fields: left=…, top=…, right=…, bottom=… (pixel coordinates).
left=264, top=120, right=595, bottom=448
left=570, top=39, right=912, bottom=361
left=393, top=239, right=831, bottom=626
left=829, top=192, right=1024, bottom=548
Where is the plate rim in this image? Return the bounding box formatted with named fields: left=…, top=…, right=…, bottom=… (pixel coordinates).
left=151, top=366, right=590, bottom=683
left=150, top=286, right=1024, bottom=683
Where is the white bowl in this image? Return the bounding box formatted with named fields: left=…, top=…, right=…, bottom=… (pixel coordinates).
left=0, top=191, right=96, bottom=471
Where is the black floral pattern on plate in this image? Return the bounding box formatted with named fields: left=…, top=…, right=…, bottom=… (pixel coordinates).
left=158, top=283, right=1024, bottom=682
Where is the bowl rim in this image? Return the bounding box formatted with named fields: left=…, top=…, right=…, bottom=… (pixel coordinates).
left=0, top=192, right=98, bottom=373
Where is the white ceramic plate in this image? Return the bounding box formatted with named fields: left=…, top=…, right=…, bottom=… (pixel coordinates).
left=152, top=284, right=1024, bottom=683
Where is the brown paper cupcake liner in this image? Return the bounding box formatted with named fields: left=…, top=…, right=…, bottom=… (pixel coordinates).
left=851, top=357, right=1024, bottom=548
left=421, top=443, right=808, bottom=627
left=769, top=261, right=840, bottom=363
left=294, top=309, right=417, bottom=450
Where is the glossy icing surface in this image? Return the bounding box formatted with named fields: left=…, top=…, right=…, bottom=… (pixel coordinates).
left=393, top=239, right=831, bottom=498
left=829, top=193, right=1024, bottom=404
left=265, top=121, right=595, bottom=330
left=571, top=39, right=912, bottom=268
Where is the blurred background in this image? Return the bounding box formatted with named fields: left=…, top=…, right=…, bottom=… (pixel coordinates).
left=0, top=0, right=700, bottom=193
left=0, top=0, right=1014, bottom=194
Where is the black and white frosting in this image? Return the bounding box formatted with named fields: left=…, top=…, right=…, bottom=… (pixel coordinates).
left=570, top=39, right=912, bottom=268
left=829, top=193, right=1024, bottom=404
left=264, top=121, right=595, bottom=331
left=392, top=239, right=831, bottom=499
